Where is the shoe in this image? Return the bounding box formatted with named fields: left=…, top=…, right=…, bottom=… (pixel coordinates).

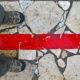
left=2, top=11, right=25, bottom=25
left=9, top=59, right=26, bottom=72
left=0, top=5, right=5, bottom=24
left=0, top=56, right=9, bottom=77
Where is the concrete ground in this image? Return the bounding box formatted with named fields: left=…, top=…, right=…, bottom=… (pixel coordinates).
left=0, top=0, right=80, bottom=80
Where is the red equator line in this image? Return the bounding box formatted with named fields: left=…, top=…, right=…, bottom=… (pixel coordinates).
left=0, top=34, right=79, bottom=50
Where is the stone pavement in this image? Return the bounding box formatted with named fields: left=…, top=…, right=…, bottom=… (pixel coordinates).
left=0, top=0, right=80, bottom=80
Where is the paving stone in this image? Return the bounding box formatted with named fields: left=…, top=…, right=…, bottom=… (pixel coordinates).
left=38, top=51, right=43, bottom=57
left=65, top=49, right=78, bottom=54
left=0, top=25, right=16, bottom=31
left=25, top=1, right=63, bottom=34
left=0, top=61, right=36, bottom=80
left=64, top=55, right=80, bottom=80
left=66, top=2, right=80, bottom=33
left=19, top=26, right=31, bottom=34
left=0, top=1, right=20, bottom=11
left=38, top=54, right=63, bottom=80
left=79, top=50, right=80, bottom=54
left=18, top=50, right=36, bottom=60
left=61, top=50, right=68, bottom=59
left=50, top=49, right=61, bottom=58
left=8, top=27, right=17, bottom=34
left=54, top=26, right=66, bottom=34
left=34, top=67, right=39, bottom=76
left=41, top=49, right=47, bottom=53
left=57, top=58, right=65, bottom=68
left=19, top=0, right=33, bottom=12
left=58, top=1, right=70, bottom=10
left=0, top=29, right=10, bottom=34
left=64, top=30, right=73, bottom=34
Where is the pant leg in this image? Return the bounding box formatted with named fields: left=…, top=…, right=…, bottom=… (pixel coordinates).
left=0, top=5, right=5, bottom=24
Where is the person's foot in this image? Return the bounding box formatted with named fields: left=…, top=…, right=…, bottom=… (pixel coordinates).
left=0, top=5, right=5, bottom=24
left=0, top=57, right=26, bottom=77
left=0, top=57, right=9, bottom=77
left=2, top=11, right=25, bottom=25
left=9, top=59, right=26, bottom=72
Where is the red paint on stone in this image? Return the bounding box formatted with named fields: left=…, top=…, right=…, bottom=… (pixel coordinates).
left=0, top=34, right=79, bottom=50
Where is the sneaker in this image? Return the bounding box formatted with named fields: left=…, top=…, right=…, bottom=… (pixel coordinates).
left=2, top=11, right=25, bottom=25
left=9, top=59, right=26, bottom=72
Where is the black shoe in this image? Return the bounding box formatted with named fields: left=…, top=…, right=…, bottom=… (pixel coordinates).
left=0, top=5, right=5, bottom=24
left=2, top=11, right=25, bottom=25
left=9, top=59, right=26, bottom=72
left=0, top=57, right=9, bottom=77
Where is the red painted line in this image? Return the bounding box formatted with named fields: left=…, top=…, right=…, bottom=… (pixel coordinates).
left=0, top=34, right=79, bottom=50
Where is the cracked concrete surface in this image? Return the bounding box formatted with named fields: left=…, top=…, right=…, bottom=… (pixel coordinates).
left=0, top=0, right=80, bottom=80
